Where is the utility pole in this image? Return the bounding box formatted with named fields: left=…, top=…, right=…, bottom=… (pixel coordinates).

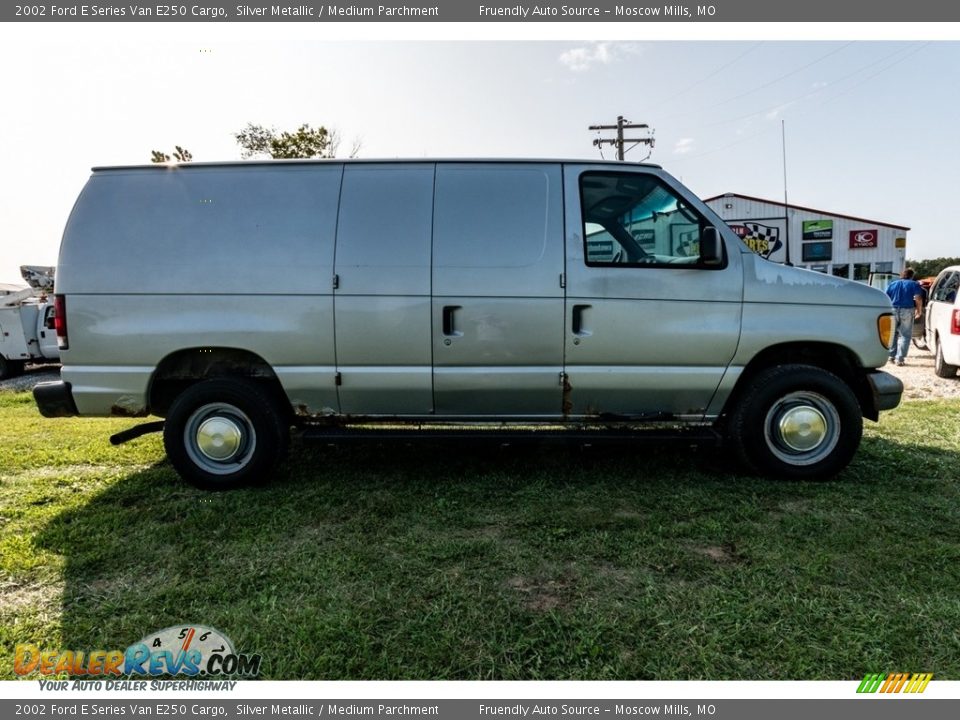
left=589, top=116, right=654, bottom=161
left=781, top=119, right=792, bottom=266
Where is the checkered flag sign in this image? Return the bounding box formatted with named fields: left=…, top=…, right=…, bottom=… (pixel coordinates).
left=730, top=222, right=783, bottom=259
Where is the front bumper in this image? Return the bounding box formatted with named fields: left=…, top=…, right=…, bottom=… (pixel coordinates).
left=866, top=370, right=903, bottom=416
left=33, top=381, right=79, bottom=418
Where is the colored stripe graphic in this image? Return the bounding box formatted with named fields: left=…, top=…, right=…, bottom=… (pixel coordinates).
left=857, top=673, right=885, bottom=693
left=858, top=672, right=932, bottom=693
left=908, top=673, right=933, bottom=693
left=881, top=672, right=899, bottom=692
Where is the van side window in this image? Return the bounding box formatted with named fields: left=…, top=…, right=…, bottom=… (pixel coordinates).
left=580, top=172, right=715, bottom=268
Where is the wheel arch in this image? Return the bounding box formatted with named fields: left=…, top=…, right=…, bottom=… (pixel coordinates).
left=148, top=347, right=290, bottom=419
left=722, top=342, right=877, bottom=422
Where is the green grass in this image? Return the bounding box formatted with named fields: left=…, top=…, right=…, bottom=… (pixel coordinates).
left=1, top=389, right=958, bottom=680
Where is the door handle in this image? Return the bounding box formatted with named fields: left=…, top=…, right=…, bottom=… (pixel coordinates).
left=442, top=305, right=463, bottom=337
left=572, top=304, right=592, bottom=337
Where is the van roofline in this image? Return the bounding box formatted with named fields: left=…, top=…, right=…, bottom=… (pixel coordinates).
left=91, top=158, right=664, bottom=172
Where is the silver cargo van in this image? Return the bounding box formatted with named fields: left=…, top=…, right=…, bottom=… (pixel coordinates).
left=34, top=160, right=903, bottom=489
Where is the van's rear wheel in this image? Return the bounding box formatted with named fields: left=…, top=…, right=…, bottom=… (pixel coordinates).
left=164, top=379, right=288, bottom=490
left=726, top=364, right=862, bottom=480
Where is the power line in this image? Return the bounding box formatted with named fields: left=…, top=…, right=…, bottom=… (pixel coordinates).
left=680, top=43, right=929, bottom=161
left=655, top=42, right=764, bottom=106
left=714, top=42, right=854, bottom=108
left=697, top=43, right=921, bottom=130
left=794, top=42, right=929, bottom=110
left=656, top=42, right=854, bottom=125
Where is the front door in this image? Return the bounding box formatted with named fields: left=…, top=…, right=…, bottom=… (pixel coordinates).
left=562, top=165, right=743, bottom=421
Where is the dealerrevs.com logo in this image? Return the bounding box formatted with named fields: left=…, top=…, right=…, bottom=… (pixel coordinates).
left=14, top=625, right=261, bottom=678
left=857, top=673, right=933, bottom=694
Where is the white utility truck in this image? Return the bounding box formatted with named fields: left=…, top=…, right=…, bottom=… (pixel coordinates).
left=0, top=266, right=59, bottom=379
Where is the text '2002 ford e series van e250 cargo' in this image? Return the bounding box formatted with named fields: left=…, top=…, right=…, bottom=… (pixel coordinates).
left=34, top=159, right=904, bottom=489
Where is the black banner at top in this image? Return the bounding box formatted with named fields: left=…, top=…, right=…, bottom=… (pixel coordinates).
left=4, top=0, right=960, bottom=22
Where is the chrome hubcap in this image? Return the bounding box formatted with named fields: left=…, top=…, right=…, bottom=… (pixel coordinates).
left=764, top=391, right=840, bottom=467
left=777, top=405, right=828, bottom=452
left=196, top=416, right=243, bottom=461
left=183, top=402, right=257, bottom=475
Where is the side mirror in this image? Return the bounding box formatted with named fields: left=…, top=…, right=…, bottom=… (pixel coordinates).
left=700, top=226, right=723, bottom=265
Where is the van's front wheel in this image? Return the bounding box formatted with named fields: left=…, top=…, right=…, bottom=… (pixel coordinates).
left=164, top=379, right=288, bottom=490
left=726, top=364, right=862, bottom=480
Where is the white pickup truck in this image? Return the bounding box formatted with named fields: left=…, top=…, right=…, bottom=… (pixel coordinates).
left=0, top=266, right=60, bottom=379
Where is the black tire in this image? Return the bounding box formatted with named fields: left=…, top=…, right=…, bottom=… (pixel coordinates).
left=0, top=356, right=25, bottom=380
left=163, top=379, right=289, bottom=491
left=726, top=364, right=863, bottom=480
left=934, top=338, right=958, bottom=379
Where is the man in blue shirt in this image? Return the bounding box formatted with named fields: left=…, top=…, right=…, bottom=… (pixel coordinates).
left=885, top=268, right=924, bottom=366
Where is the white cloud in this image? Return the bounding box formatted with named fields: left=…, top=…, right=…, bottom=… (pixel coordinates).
left=558, top=42, right=639, bottom=72
left=673, top=138, right=695, bottom=154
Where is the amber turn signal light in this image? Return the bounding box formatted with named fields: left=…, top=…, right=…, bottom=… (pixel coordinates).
left=877, top=314, right=894, bottom=349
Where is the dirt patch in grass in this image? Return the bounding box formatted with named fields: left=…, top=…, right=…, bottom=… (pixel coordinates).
left=772, top=499, right=816, bottom=519
left=596, top=562, right=632, bottom=582
left=506, top=575, right=572, bottom=612
left=694, top=544, right=744, bottom=564
left=0, top=577, right=61, bottom=613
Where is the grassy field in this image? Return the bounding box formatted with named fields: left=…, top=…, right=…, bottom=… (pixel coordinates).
left=1, top=389, right=958, bottom=680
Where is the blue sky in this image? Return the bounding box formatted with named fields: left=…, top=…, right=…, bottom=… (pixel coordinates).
left=0, top=32, right=956, bottom=284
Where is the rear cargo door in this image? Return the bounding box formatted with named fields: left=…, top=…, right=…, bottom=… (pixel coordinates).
left=333, top=163, right=435, bottom=415
left=431, top=163, right=565, bottom=418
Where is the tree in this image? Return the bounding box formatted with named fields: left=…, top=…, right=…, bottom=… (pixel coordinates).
left=234, top=122, right=360, bottom=159
left=150, top=146, right=193, bottom=163
left=905, top=257, right=960, bottom=278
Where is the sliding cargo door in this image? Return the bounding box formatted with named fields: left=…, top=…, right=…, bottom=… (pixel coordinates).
left=431, top=163, right=565, bottom=418
left=333, top=164, right=435, bottom=415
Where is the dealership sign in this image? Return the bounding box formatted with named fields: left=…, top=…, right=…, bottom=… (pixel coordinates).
left=802, top=220, right=833, bottom=240
left=850, top=229, right=879, bottom=249
left=728, top=221, right=785, bottom=262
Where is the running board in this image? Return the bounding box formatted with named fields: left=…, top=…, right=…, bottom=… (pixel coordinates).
left=299, top=426, right=722, bottom=446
